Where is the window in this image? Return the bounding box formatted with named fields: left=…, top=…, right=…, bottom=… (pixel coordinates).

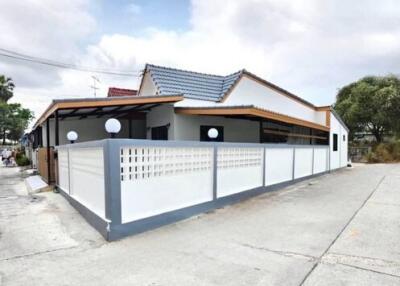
left=333, top=133, right=338, bottom=151
left=200, top=125, right=224, bottom=142
left=151, top=125, right=168, bottom=140
left=343, top=134, right=346, bottom=141
left=260, top=120, right=329, bottom=145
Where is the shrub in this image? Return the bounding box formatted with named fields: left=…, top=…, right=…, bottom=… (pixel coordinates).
left=16, top=154, right=30, bottom=166
left=365, top=141, right=400, bottom=163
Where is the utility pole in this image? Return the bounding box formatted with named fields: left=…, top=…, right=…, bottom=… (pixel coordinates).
left=90, top=75, right=100, bottom=97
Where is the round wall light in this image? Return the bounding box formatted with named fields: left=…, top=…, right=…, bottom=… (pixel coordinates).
left=208, top=128, right=218, bottom=139
left=105, top=118, right=121, bottom=138
left=67, top=131, right=78, bottom=144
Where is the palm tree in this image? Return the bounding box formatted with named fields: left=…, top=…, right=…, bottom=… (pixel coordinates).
left=0, top=75, right=15, bottom=102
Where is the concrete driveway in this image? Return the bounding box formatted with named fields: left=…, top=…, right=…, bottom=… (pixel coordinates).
left=0, top=164, right=399, bottom=285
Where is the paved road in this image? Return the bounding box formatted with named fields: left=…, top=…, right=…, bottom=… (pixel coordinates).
left=0, top=164, right=399, bottom=285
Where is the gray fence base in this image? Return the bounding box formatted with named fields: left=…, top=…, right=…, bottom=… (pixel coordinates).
left=57, top=170, right=332, bottom=241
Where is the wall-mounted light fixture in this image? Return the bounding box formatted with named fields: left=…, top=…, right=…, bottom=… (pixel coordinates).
left=208, top=128, right=218, bottom=139
left=105, top=118, right=121, bottom=138
left=67, top=131, right=78, bottom=144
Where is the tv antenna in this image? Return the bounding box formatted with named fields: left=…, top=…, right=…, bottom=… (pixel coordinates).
left=90, top=75, right=100, bottom=97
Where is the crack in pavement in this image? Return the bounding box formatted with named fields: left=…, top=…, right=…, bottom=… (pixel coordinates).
left=0, top=245, right=78, bottom=262
left=236, top=242, right=317, bottom=261
left=324, top=252, right=400, bottom=268
left=298, top=175, right=387, bottom=286
left=322, top=260, right=400, bottom=279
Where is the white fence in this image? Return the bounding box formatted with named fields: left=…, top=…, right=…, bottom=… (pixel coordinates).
left=120, top=147, right=214, bottom=223
left=57, top=147, right=105, bottom=219
left=118, top=144, right=328, bottom=223
left=57, top=141, right=329, bottom=229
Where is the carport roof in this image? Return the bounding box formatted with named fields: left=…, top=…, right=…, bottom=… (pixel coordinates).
left=33, top=94, right=183, bottom=129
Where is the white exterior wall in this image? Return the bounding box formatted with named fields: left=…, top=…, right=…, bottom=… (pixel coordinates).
left=174, top=114, right=260, bottom=142
left=225, top=77, right=326, bottom=125
left=174, top=77, right=327, bottom=126
left=330, top=112, right=349, bottom=170
left=145, top=105, right=260, bottom=142
left=140, top=72, right=158, bottom=96
left=41, top=117, right=146, bottom=146
left=146, top=104, right=176, bottom=139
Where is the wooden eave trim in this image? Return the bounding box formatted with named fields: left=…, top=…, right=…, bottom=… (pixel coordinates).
left=315, top=106, right=331, bottom=111
left=175, top=107, right=330, bottom=132
left=326, top=110, right=331, bottom=128
left=34, top=95, right=183, bottom=128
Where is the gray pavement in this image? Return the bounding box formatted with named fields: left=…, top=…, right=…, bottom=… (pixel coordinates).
left=0, top=164, right=399, bottom=285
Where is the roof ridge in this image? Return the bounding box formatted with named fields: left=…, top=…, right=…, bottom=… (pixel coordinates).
left=219, top=69, right=244, bottom=99
left=146, top=63, right=240, bottom=79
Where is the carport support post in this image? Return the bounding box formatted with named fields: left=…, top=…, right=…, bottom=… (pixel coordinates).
left=54, top=110, right=59, bottom=146
left=46, top=117, right=51, bottom=184
left=103, top=139, right=122, bottom=237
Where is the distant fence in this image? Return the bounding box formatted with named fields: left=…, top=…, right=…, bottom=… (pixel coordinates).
left=349, top=146, right=371, bottom=162
left=57, top=139, right=330, bottom=240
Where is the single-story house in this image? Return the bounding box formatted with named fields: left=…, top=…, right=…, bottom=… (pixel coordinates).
left=28, top=64, right=349, bottom=240
left=29, top=64, right=348, bottom=171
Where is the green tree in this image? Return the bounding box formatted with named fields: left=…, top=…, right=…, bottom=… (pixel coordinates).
left=334, top=75, right=400, bottom=142
left=0, top=75, right=15, bottom=102
left=0, top=102, right=34, bottom=145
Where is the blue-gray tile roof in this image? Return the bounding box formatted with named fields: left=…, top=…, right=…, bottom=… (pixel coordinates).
left=146, top=64, right=243, bottom=101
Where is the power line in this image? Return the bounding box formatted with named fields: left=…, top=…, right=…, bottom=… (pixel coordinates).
left=0, top=48, right=142, bottom=77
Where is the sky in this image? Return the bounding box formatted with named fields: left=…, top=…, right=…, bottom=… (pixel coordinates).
left=1, top=0, right=400, bottom=128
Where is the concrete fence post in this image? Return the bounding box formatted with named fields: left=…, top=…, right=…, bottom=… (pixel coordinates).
left=212, top=144, right=218, bottom=200
left=262, top=146, right=266, bottom=186
left=103, top=140, right=122, bottom=226
left=292, top=147, right=296, bottom=180
left=311, top=147, right=315, bottom=175
left=327, top=147, right=330, bottom=172
left=67, top=148, right=71, bottom=195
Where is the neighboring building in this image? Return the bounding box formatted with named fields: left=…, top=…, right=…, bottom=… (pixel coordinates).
left=29, top=64, right=349, bottom=183
left=107, top=87, right=137, bottom=97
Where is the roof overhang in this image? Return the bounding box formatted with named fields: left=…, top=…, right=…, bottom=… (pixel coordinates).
left=175, top=106, right=330, bottom=132
left=33, top=94, right=183, bottom=129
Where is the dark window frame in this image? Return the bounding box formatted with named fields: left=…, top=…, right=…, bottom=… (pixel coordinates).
left=333, top=133, right=338, bottom=151
left=260, top=119, right=329, bottom=145
left=151, top=125, right=169, bottom=140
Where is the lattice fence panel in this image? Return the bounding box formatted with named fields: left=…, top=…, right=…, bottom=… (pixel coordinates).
left=217, top=147, right=263, bottom=169
left=120, top=147, right=213, bottom=181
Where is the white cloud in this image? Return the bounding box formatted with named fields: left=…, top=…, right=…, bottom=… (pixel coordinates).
left=3, top=0, right=400, bottom=127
